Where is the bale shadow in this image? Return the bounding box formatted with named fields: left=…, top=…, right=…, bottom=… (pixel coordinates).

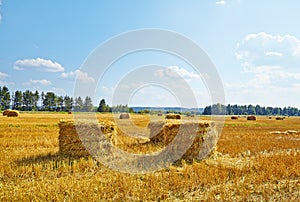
left=15, top=152, right=86, bottom=166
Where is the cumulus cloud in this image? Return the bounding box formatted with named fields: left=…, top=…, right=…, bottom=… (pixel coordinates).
left=51, top=87, right=66, bottom=95
left=30, top=79, right=52, bottom=85
left=216, top=0, right=226, bottom=5
left=235, top=32, right=300, bottom=86
left=0, top=72, right=13, bottom=86
left=24, top=79, right=52, bottom=86
left=264, top=51, right=283, bottom=57
left=0, top=72, right=8, bottom=80
left=155, top=66, right=200, bottom=80
left=60, top=70, right=95, bottom=83
left=226, top=32, right=300, bottom=106
left=236, top=32, right=300, bottom=69
left=14, top=58, right=64, bottom=72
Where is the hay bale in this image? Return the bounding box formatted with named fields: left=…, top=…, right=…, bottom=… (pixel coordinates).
left=165, top=113, right=181, bottom=120
left=148, top=121, right=166, bottom=143
left=119, top=113, right=130, bottom=119
left=58, top=120, right=150, bottom=157
left=231, top=116, right=238, bottom=120
left=148, top=120, right=217, bottom=162
left=7, top=110, right=19, bottom=117
left=247, top=115, right=256, bottom=121
left=58, top=120, right=117, bottom=157
left=2, top=109, right=11, bottom=116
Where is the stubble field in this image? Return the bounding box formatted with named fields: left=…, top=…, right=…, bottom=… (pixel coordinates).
left=0, top=113, right=299, bottom=201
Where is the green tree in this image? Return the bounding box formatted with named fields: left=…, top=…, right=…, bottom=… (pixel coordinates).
left=98, top=99, right=110, bottom=112
left=64, top=96, right=73, bottom=112
left=83, top=96, right=93, bottom=112
left=22, top=90, right=33, bottom=111
left=247, top=104, right=256, bottom=115
left=226, top=104, right=233, bottom=115
left=41, top=92, right=45, bottom=111
left=43, top=92, right=56, bottom=111
left=12, top=90, right=22, bottom=110
left=74, top=97, right=84, bottom=112
left=0, top=86, right=10, bottom=110
left=203, top=103, right=226, bottom=115
left=56, top=96, right=64, bottom=111
left=32, top=90, right=40, bottom=111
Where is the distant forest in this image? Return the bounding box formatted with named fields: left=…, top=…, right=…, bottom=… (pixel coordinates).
left=0, top=85, right=132, bottom=113
left=203, top=103, right=300, bottom=116
left=0, top=86, right=299, bottom=116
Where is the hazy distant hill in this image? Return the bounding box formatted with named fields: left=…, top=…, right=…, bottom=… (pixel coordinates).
left=131, top=106, right=204, bottom=114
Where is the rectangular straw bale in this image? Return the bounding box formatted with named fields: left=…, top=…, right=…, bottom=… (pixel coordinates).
left=148, top=120, right=217, bottom=162
left=58, top=120, right=117, bottom=157
left=148, top=121, right=165, bottom=143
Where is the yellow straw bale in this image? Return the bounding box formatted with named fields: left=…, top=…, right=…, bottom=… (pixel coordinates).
left=58, top=120, right=150, bottom=157
left=119, top=113, right=130, bottom=119
left=148, top=120, right=217, bottom=162
left=58, top=120, right=117, bottom=157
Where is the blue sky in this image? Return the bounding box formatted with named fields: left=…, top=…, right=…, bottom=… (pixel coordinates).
left=1, top=0, right=300, bottom=107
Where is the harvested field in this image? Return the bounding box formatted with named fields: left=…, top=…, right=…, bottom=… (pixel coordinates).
left=0, top=113, right=300, bottom=201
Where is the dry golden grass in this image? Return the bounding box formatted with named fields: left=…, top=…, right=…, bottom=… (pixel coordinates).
left=0, top=113, right=299, bottom=201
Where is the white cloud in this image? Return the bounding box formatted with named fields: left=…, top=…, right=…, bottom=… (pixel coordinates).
left=237, top=32, right=300, bottom=66
left=169, top=66, right=201, bottom=79
left=14, top=58, right=64, bottom=72
left=0, top=72, right=14, bottom=86
left=227, top=32, right=300, bottom=107
left=155, top=66, right=200, bottom=80
left=24, top=79, right=52, bottom=86
left=30, top=79, right=52, bottom=85
left=13, top=66, right=25, bottom=71
left=51, top=87, right=66, bottom=95
left=216, top=0, right=242, bottom=6
left=236, top=32, right=300, bottom=84
left=60, top=69, right=95, bottom=83
left=264, top=51, right=283, bottom=57
left=216, top=0, right=226, bottom=5
left=0, top=72, right=8, bottom=80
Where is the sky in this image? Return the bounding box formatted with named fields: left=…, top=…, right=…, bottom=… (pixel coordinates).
left=1, top=0, right=300, bottom=108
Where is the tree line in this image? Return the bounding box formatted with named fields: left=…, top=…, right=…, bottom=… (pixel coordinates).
left=1, top=86, right=300, bottom=115
left=203, top=103, right=300, bottom=116
left=0, top=86, right=132, bottom=112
